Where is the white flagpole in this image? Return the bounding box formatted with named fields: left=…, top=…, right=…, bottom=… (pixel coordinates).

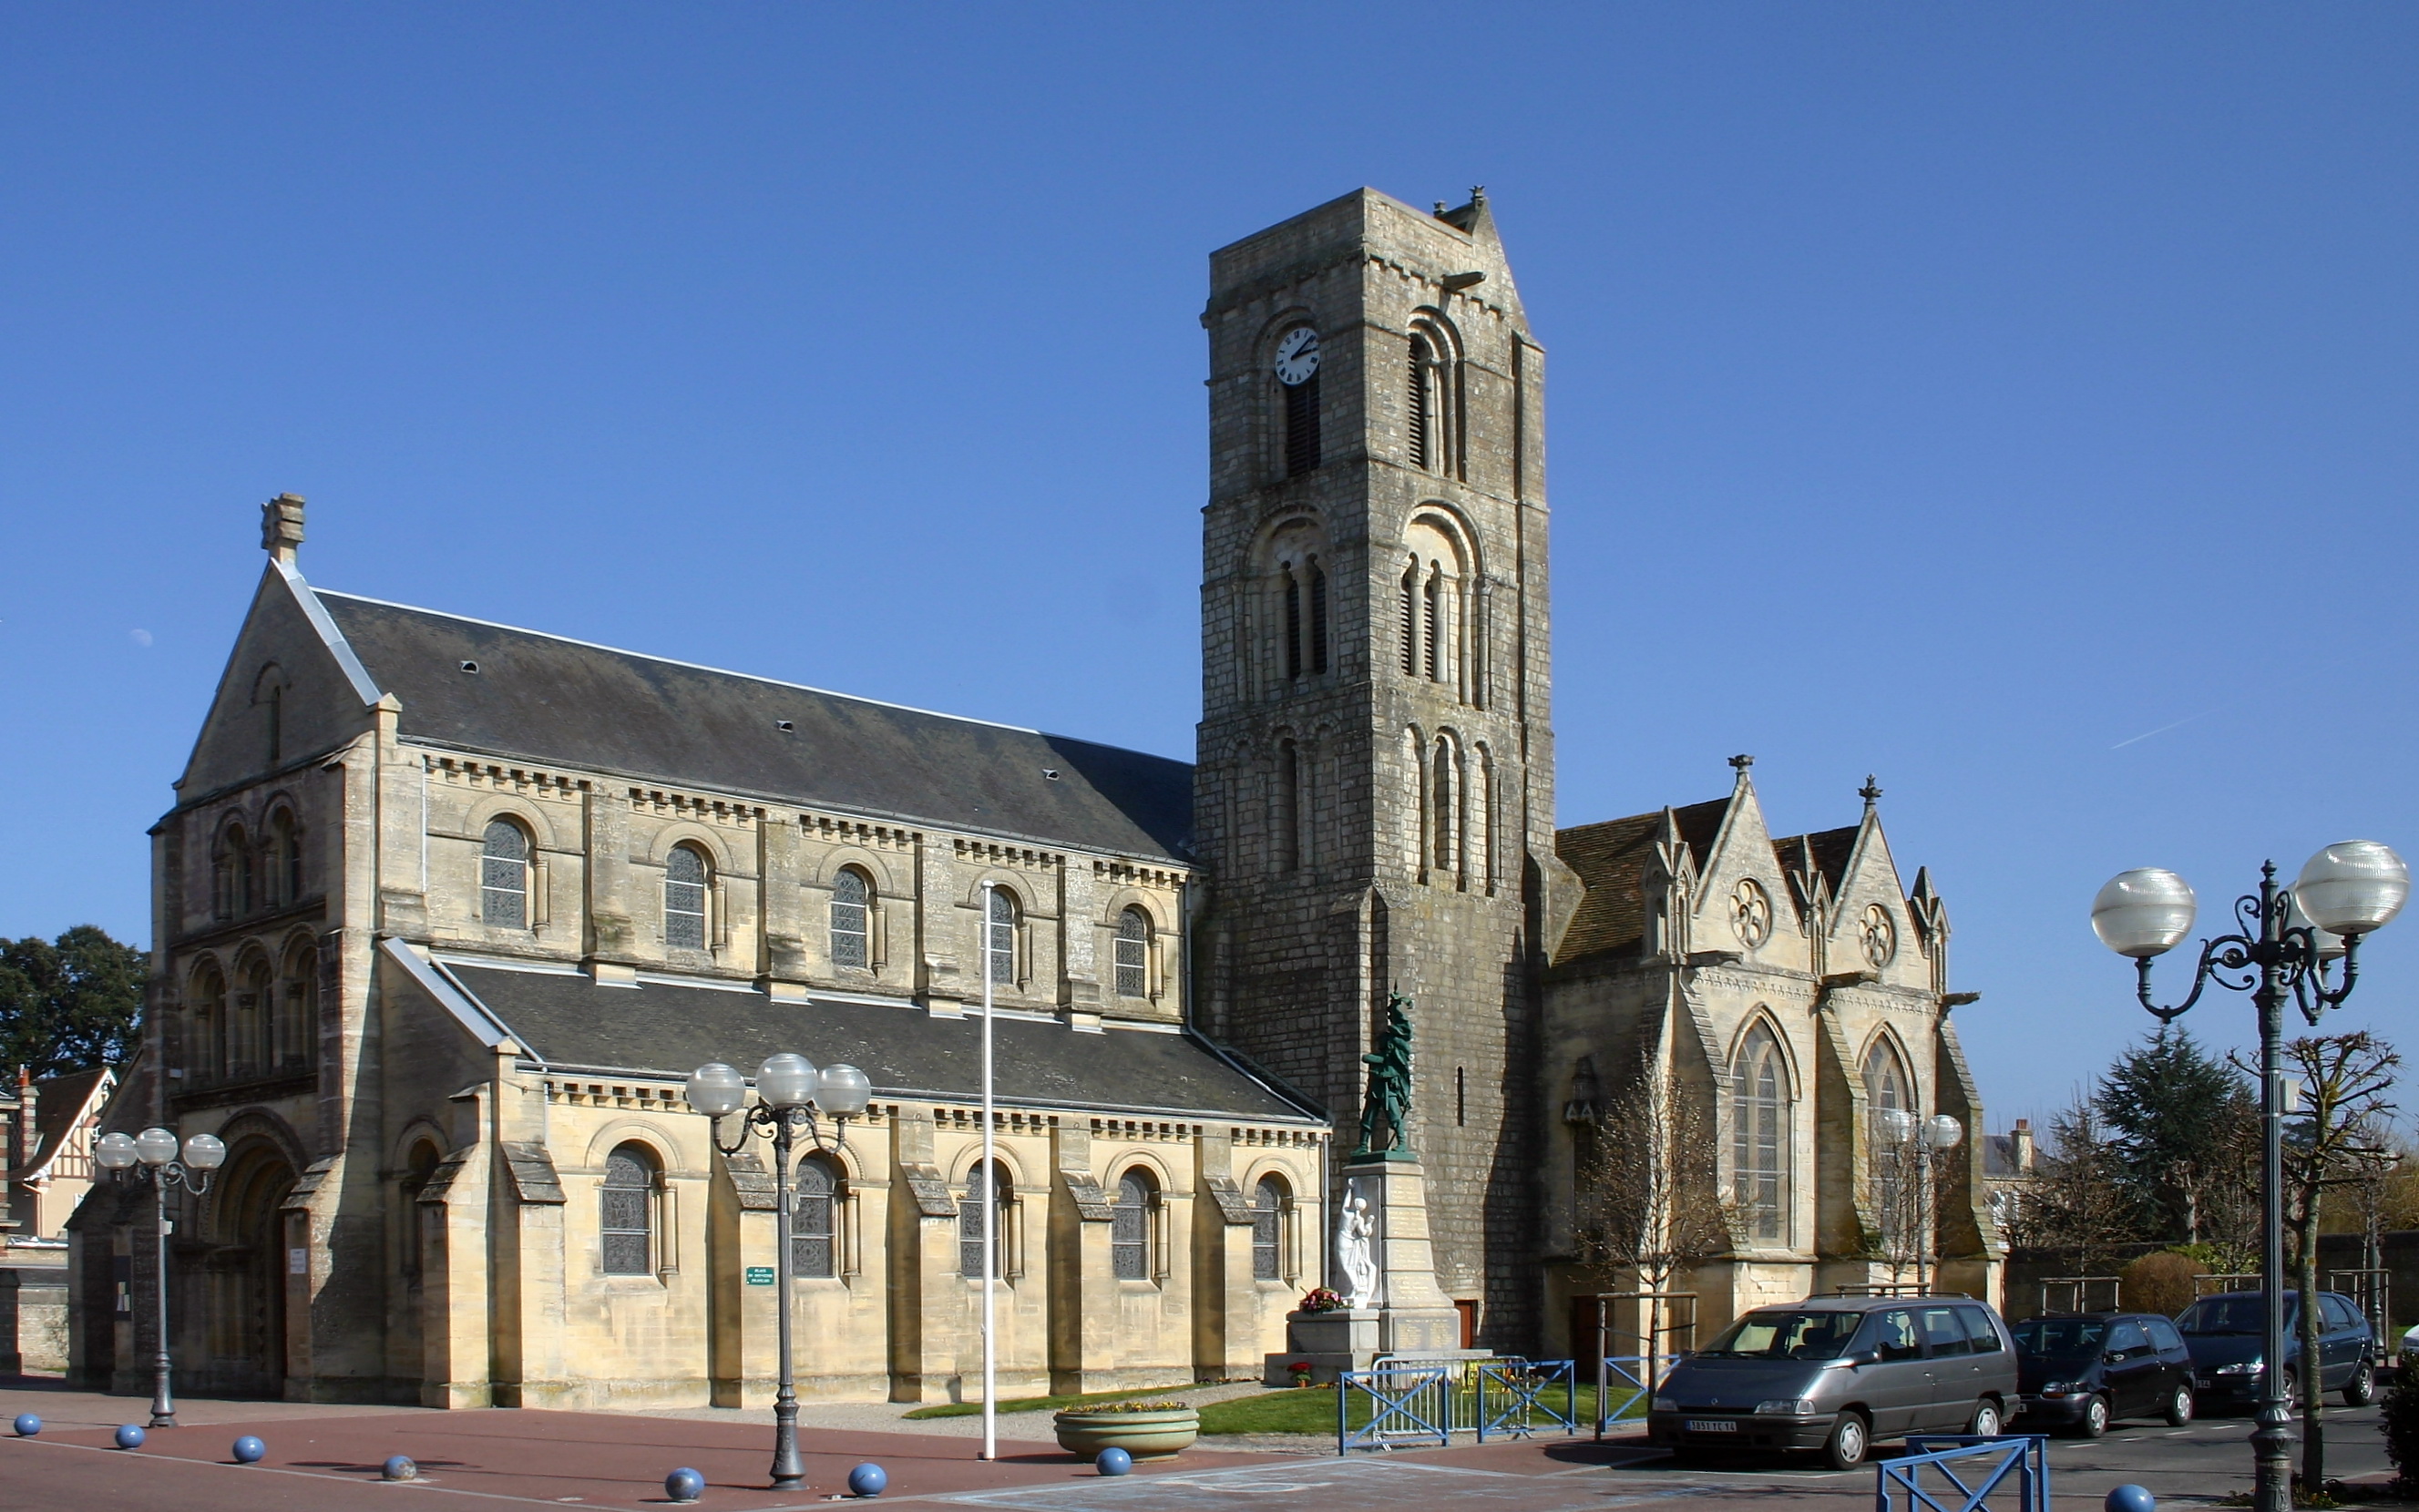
left=980, top=881, right=998, bottom=1463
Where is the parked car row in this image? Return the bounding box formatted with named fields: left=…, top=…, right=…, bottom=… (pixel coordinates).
left=1645, top=1289, right=2379, bottom=1471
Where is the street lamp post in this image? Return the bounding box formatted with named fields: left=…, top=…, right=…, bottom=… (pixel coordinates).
left=686, top=1055, right=872, bottom=1492
left=2094, top=841, right=2409, bottom=1512
left=93, top=1127, right=227, bottom=1428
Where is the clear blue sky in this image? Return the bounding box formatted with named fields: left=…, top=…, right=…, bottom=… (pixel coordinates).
left=4, top=5, right=2414, bottom=1124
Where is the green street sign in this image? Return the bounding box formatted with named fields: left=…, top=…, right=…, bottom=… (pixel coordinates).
left=745, top=1266, right=775, bottom=1286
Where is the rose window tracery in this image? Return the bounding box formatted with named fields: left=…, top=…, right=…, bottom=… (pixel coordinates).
left=1729, top=878, right=1773, bottom=949
left=1859, top=904, right=1898, bottom=968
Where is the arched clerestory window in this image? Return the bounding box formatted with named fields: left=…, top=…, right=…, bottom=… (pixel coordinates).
left=1112, top=1167, right=1160, bottom=1281
left=600, top=1143, right=659, bottom=1276
left=1114, top=907, right=1151, bottom=998
left=664, top=844, right=710, bottom=950
left=1252, top=1174, right=1290, bottom=1281
left=984, top=887, right=1018, bottom=989
left=831, top=869, right=872, bottom=969
left=481, top=819, right=530, bottom=928
left=1732, top=1022, right=1792, bottom=1243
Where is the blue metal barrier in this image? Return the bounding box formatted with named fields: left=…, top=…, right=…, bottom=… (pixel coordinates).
left=1476, top=1357, right=1576, bottom=1441
left=1338, top=1366, right=1452, bottom=1452
left=1338, top=1357, right=1581, bottom=1452
left=1881, top=1435, right=2052, bottom=1512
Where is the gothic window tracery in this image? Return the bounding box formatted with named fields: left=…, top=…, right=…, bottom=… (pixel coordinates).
left=1729, top=879, right=1773, bottom=949
left=1731, top=1021, right=1792, bottom=1243
left=1859, top=904, right=1899, bottom=968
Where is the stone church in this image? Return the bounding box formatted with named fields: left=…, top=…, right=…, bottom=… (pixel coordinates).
left=70, top=188, right=1997, bottom=1407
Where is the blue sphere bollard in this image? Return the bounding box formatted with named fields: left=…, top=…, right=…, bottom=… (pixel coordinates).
left=114, top=1425, right=145, bottom=1450
left=1095, top=1446, right=1133, bottom=1476
left=663, top=1467, right=705, bottom=1503
left=2106, top=1486, right=2156, bottom=1512
left=232, top=1435, right=266, bottom=1465
left=12, top=1415, right=38, bottom=1437
left=383, top=1454, right=419, bottom=1482
left=847, top=1462, right=887, bottom=1497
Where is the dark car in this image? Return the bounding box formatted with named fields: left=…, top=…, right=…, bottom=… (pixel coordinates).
left=2177, top=1291, right=2377, bottom=1411
left=2011, top=1313, right=2195, bottom=1436
left=1647, top=1295, right=2019, bottom=1471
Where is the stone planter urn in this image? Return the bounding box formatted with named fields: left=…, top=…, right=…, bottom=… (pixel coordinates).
left=1051, top=1405, right=1199, bottom=1462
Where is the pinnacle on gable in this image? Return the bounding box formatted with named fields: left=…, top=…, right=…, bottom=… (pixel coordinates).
left=261, top=493, right=305, bottom=566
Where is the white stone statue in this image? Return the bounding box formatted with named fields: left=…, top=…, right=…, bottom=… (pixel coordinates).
left=1335, top=1179, right=1380, bottom=1308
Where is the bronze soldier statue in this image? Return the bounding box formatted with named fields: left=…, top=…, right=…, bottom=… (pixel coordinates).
left=1353, top=990, right=1415, bottom=1159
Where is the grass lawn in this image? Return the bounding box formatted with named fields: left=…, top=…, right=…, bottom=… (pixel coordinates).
left=1197, top=1382, right=1643, bottom=1436
left=902, top=1384, right=1200, bottom=1420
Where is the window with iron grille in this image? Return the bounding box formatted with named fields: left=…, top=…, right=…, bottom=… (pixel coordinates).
left=830, top=869, right=870, bottom=968
left=794, top=1157, right=838, bottom=1279
left=1112, top=1169, right=1156, bottom=1280
left=958, top=1162, right=1009, bottom=1279
left=1114, top=908, right=1149, bottom=997
left=665, top=844, right=709, bottom=949
left=601, top=1145, right=655, bottom=1276
left=1284, top=372, right=1320, bottom=476
left=481, top=820, right=529, bottom=927
left=1252, top=1176, right=1286, bottom=1280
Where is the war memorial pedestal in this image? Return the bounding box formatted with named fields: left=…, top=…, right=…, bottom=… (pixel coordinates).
left=1263, top=1156, right=1474, bottom=1384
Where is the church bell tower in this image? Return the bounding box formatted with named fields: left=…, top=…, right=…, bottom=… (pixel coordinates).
left=1193, top=189, right=1558, bottom=1346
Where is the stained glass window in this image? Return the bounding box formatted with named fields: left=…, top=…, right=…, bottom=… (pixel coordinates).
left=601, top=1145, right=654, bottom=1276
left=1732, top=1024, right=1791, bottom=1243
left=831, top=870, right=870, bottom=968
left=1112, top=1170, right=1155, bottom=1281
left=1114, top=908, right=1149, bottom=998
left=665, top=845, right=708, bottom=950
left=481, top=820, right=528, bottom=928
left=794, top=1157, right=837, bottom=1279
left=1252, top=1176, right=1286, bottom=1281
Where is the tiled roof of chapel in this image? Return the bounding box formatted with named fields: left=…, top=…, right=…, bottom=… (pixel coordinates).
left=311, top=591, right=1194, bottom=863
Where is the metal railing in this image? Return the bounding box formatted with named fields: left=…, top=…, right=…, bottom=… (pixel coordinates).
left=1592, top=1352, right=1666, bottom=1439
left=1882, top=1436, right=2052, bottom=1512
left=1337, top=1357, right=1578, bottom=1453
left=2035, top=1276, right=2122, bottom=1315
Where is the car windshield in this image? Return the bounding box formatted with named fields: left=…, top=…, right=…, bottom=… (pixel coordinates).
left=1699, top=1310, right=1863, bottom=1360
left=2012, top=1318, right=2107, bottom=1357
left=2178, top=1296, right=2292, bottom=1335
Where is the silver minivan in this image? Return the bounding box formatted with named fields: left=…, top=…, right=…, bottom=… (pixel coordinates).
left=1646, top=1295, right=2021, bottom=1469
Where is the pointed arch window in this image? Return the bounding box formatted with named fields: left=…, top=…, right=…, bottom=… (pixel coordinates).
left=664, top=844, right=710, bottom=950
left=831, top=868, right=872, bottom=968
left=1112, top=1168, right=1160, bottom=1281
left=985, top=887, right=1018, bottom=988
left=1252, top=1174, right=1288, bottom=1281
left=1732, top=1022, right=1792, bottom=1243
left=794, top=1155, right=841, bottom=1279
left=482, top=819, right=531, bottom=928
left=1114, top=907, right=1151, bottom=998
left=600, top=1144, right=658, bottom=1276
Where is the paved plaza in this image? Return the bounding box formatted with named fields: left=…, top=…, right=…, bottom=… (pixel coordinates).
left=0, top=1377, right=2395, bottom=1512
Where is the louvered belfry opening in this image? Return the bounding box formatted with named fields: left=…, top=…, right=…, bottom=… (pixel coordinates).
left=1307, top=564, right=1329, bottom=673
left=1399, top=563, right=1420, bottom=675
left=1284, top=371, right=1320, bottom=475
left=1409, top=334, right=1433, bottom=471
left=1283, top=567, right=1303, bottom=679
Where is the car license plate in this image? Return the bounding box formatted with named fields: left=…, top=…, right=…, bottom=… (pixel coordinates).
left=1686, top=1419, right=1738, bottom=1433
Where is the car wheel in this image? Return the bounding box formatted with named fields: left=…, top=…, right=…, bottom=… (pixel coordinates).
left=2344, top=1363, right=2377, bottom=1407
left=1968, top=1400, right=2004, bottom=1437
left=2165, top=1384, right=2195, bottom=1425
left=2074, top=1395, right=2109, bottom=1438
left=1822, top=1412, right=1869, bottom=1471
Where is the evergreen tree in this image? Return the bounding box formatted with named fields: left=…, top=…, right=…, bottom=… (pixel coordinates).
left=0, top=925, right=146, bottom=1076
left=2092, top=1025, right=2256, bottom=1241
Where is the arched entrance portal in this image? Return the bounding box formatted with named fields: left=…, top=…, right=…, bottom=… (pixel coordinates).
left=195, top=1139, right=296, bottom=1396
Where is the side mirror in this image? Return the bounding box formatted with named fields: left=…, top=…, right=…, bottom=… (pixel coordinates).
left=2104, top=1351, right=2124, bottom=1365
left=1850, top=1349, right=1881, bottom=1367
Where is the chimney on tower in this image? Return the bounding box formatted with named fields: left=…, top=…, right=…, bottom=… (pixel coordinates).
left=261, top=494, right=305, bottom=567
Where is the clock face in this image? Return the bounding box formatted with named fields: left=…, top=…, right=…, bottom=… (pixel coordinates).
left=1274, top=326, right=1320, bottom=386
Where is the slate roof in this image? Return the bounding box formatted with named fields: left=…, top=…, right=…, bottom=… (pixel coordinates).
left=430, top=960, right=1320, bottom=1124
left=313, top=591, right=1194, bottom=862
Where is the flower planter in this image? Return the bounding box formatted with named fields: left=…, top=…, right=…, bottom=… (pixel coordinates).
left=1051, top=1407, right=1199, bottom=1462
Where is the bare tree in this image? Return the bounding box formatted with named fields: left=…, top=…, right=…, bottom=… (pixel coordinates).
left=1574, top=1056, right=1731, bottom=1366
left=2009, top=1095, right=2139, bottom=1274
left=2271, top=1031, right=2399, bottom=1490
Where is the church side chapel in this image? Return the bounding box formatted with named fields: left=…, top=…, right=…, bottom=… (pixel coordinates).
left=71, top=186, right=1994, bottom=1409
